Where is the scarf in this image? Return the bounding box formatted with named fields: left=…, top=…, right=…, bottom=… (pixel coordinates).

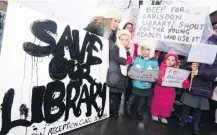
left=118, top=44, right=128, bottom=76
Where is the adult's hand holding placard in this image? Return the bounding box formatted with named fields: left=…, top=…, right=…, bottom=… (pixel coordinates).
left=135, top=5, right=208, bottom=45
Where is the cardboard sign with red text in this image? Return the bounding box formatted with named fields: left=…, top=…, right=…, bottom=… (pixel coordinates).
left=162, top=67, right=190, bottom=88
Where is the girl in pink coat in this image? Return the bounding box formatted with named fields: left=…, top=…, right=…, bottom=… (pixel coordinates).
left=151, top=52, right=189, bottom=124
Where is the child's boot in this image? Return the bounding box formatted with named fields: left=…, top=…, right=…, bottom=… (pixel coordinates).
left=177, top=121, right=185, bottom=130
left=152, top=116, right=159, bottom=121
left=127, top=110, right=133, bottom=119
left=112, top=95, right=120, bottom=119
left=193, top=129, right=200, bottom=135
left=161, top=117, right=168, bottom=124
left=126, top=94, right=136, bottom=119
left=112, top=110, right=119, bottom=119
left=193, top=116, right=200, bottom=135
left=137, top=111, right=143, bottom=121
left=137, top=97, right=145, bottom=121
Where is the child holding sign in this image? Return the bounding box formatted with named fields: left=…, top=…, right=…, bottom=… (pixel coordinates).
left=127, top=40, right=159, bottom=121
left=151, top=52, right=189, bottom=124
left=178, top=32, right=217, bottom=135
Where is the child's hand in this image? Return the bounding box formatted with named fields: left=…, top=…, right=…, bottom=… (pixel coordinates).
left=128, top=72, right=132, bottom=77
left=191, top=63, right=199, bottom=71
left=182, top=80, right=190, bottom=89
left=191, top=70, right=198, bottom=76
left=127, top=56, right=133, bottom=66
left=154, top=76, right=158, bottom=81
left=212, top=30, right=217, bottom=36
left=158, top=76, right=164, bottom=84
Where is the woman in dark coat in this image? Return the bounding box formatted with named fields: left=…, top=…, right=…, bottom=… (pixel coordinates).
left=107, top=29, right=133, bottom=119
left=84, top=9, right=122, bottom=52
left=178, top=34, right=217, bottom=135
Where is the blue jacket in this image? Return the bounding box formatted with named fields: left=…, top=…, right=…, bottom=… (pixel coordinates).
left=130, top=56, right=159, bottom=90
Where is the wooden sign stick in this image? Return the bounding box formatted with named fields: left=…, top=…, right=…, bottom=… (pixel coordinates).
left=189, top=62, right=199, bottom=90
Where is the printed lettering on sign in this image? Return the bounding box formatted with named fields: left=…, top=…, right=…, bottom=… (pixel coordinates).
left=0, top=2, right=109, bottom=135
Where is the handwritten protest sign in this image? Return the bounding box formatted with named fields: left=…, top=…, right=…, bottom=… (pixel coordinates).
left=128, top=7, right=139, bottom=24
left=162, top=67, right=190, bottom=88
left=130, top=67, right=159, bottom=82
left=0, top=2, right=109, bottom=135
left=187, top=43, right=217, bottom=65
left=135, top=5, right=209, bottom=44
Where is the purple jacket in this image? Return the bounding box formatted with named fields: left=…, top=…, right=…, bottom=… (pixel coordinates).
left=190, top=61, right=217, bottom=98
left=186, top=34, right=217, bottom=98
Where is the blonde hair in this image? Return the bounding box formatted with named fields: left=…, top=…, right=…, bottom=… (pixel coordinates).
left=91, top=16, right=112, bottom=28
left=91, top=16, right=120, bottom=39
left=91, top=16, right=106, bottom=26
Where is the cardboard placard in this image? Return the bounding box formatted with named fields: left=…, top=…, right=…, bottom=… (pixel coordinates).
left=187, top=43, right=217, bottom=65
left=0, top=2, right=109, bottom=135
left=130, top=67, right=159, bottom=82
left=162, top=67, right=190, bottom=88
left=135, top=5, right=208, bottom=44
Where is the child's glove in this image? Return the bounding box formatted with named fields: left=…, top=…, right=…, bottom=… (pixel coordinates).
left=128, top=72, right=132, bottom=77
left=127, top=56, right=133, bottom=66
left=182, top=80, right=190, bottom=89
left=154, top=76, right=159, bottom=81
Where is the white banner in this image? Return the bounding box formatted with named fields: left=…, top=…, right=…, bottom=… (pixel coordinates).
left=0, top=11, right=6, bottom=54
left=0, top=1, right=109, bottom=135
left=187, top=43, right=217, bottom=65
left=135, top=5, right=209, bottom=45
left=162, top=67, right=190, bottom=88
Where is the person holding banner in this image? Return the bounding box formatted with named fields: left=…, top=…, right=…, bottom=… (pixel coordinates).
left=106, top=29, right=133, bottom=119
left=84, top=8, right=122, bottom=52
left=178, top=33, right=217, bottom=135
left=126, top=40, right=159, bottom=121
left=151, top=52, right=190, bottom=124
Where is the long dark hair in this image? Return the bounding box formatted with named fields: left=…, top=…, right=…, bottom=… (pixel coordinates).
left=123, top=22, right=133, bottom=29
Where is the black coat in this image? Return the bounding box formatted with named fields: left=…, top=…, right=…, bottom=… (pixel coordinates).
left=106, top=45, right=130, bottom=91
